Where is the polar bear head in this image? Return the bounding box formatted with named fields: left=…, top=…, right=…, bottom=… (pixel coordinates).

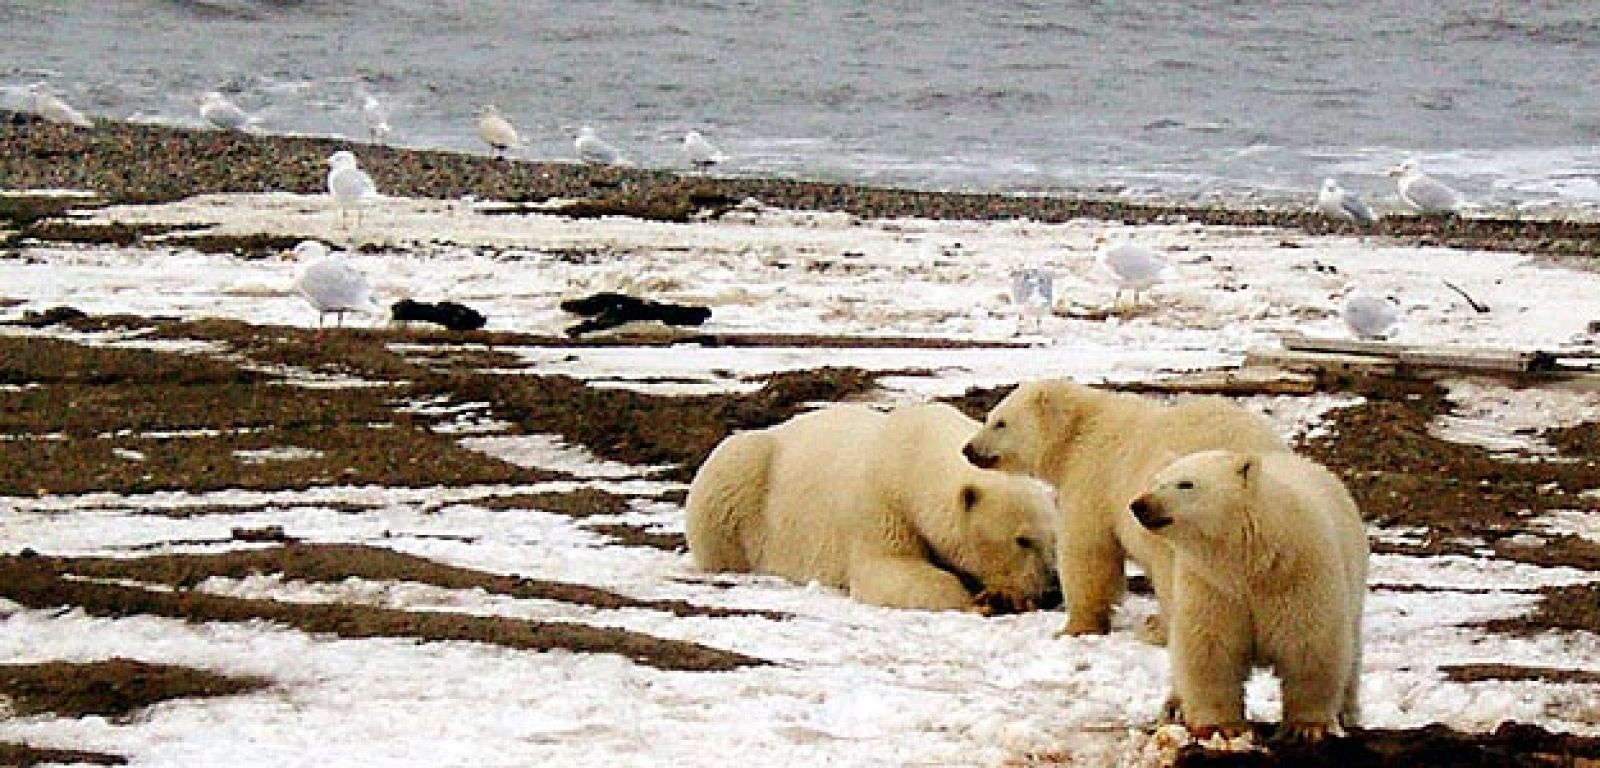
left=1128, top=449, right=1257, bottom=547
left=962, top=379, right=1097, bottom=478
left=938, top=475, right=1061, bottom=612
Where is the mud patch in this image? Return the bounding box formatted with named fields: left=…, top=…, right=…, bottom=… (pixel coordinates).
left=0, top=742, right=125, bottom=766
left=1486, top=583, right=1600, bottom=636
left=582, top=523, right=686, bottom=552
left=1172, top=722, right=1600, bottom=767
left=0, top=658, right=268, bottom=720
left=19, top=544, right=784, bottom=621
left=0, top=552, right=767, bottom=673
left=476, top=487, right=636, bottom=518
left=1441, top=664, right=1600, bottom=685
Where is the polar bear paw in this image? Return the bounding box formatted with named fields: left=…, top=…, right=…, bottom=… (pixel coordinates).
left=1273, top=720, right=1338, bottom=745
left=973, top=588, right=1035, bottom=616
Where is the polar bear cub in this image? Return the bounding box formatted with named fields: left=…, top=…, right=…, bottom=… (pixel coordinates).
left=686, top=402, right=1060, bottom=612
left=1130, top=449, right=1368, bottom=743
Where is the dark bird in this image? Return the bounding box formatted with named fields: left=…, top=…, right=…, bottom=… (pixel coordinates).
left=391, top=299, right=487, bottom=331
left=559, top=292, right=711, bottom=337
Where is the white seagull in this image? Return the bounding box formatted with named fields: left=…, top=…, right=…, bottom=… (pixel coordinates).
left=683, top=130, right=726, bottom=169
left=361, top=94, right=392, bottom=144
left=1343, top=291, right=1400, bottom=340
left=25, top=84, right=93, bottom=128
left=575, top=124, right=623, bottom=165
left=326, top=150, right=378, bottom=227
left=290, top=240, right=378, bottom=328
left=476, top=105, right=520, bottom=158
left=1389, top=159, right=1463, bottom=214
left=1099, top=239, right=1169, bottom=306
left=198, top=91, right=254, bottom=132
left=1317, top=178, right=1378, bottom=226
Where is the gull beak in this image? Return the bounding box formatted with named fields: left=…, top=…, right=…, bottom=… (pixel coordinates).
left=1386, top=165, right=1405, bottom=177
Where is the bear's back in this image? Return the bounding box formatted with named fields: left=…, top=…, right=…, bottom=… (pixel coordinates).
left=1258, top=452, right=1368, bottom=577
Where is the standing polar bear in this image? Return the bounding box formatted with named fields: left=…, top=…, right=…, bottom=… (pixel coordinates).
left=686, top=402, right=1060, bottom=612
left=962, top=379, right=1285, bottom=637
left=1130, top=450, right=1368, bottom=742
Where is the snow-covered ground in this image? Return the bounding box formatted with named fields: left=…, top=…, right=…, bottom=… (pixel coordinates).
left=1, top=194, right=1598, bottom=766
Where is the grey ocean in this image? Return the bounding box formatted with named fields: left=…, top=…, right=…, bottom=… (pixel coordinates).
left=4, top=1, right=1599, bottom=211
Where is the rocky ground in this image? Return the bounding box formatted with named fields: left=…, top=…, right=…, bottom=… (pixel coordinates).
left=2, top=116, right=1599, bottom=766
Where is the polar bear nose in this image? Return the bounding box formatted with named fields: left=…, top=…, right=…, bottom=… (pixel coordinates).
left=1130, top=495, right=1172, bottom=530
left=962, top=442, right=998, bottom=469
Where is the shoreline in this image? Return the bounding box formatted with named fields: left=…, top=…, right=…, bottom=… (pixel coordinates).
left=4, top=115, right=1600, bottom=263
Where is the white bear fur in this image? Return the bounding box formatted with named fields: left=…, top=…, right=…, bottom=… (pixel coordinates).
left=1131, top=449, right=1368, bottom=741
left=686, top=402, right=1059, bottom=611
left=962, top=378, right=1286, bottom=637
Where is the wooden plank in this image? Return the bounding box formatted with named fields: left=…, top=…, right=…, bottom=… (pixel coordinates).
left=1281, top=332, right=1537, bottom=366
left=1277, top=332, right=1562, bottom=373
left=1108, top=367, right=1318, bottom=396
left=1246, top=349, right=1397, bottom=375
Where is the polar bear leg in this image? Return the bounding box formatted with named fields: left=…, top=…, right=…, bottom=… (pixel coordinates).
left=1059, top=509, right=1125, bottom=635
left=1340, top=642, right=1362, bottom=727
left=1278, top=635, right=1350, bottom=739
left=848, top=553, right=975, bottom=611
left=1170, top=576, right=1251, bottom=731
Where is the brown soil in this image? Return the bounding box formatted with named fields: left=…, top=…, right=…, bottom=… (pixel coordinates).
left=1173, top=722, right=1600, bottom=767
left=0, top=551, right=765, bottom=673
left=0, top=658, right=268, bottom=720
left=1441, top=664, right=1600, bottom=685
left=0, top=742, right=126, bottom=766
left=12, top=543, right=778, bottom=621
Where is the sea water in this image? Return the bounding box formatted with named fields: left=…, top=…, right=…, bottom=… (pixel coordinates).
left=3, top=0, right=1598, bottom=212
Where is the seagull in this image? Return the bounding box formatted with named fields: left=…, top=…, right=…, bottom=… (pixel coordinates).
left=361, top=94, right=392, bottom=144
left=1317, top=178, right=1378, bottom=227
left=326, top=150, right=378, bottom=227
left=290, top=240, right=378, bottom=328
left=1099, top=239, right=1169, bottom=306
left=575, top=124, right=623, bottom=165
left=198, top=91, right=254, bottom=132
left=1343, top=291, right=1400, bottom=340
left=1010, top=267, right=1055, bottom=333
left=683, top=130, right=726, bottom=169
left=476, top=105, right=520, bottom=158
left=1389, top=159, right=1463, bottom=214
left=25, top=84, right=93, bottom=128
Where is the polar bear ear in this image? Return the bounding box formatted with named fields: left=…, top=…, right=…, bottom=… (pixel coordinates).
left=1235, top=455, right=1257, bottom=483
left=959, top=484, right=981, bottom=512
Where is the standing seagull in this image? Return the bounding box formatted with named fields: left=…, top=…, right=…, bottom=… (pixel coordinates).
left=290, top=240, right=378, bottom=328
left=1099, top=239, right=1169, bottom=306
left=1317, top=178, right=1378, bottom=227
left=361, top=94, right=392, bottom=144
left=476, top=105, right=520, bottom=158
left=1343, top=291, right=1400, bottom=340
left=683, top=130, right=726, bottom=169
left=199, top=91, right=254, bottom=132
left=26, top=84, right=93, bottom=128
left=575, top=124, right=623, bottom=165
left=1389, top=159, right=1463, bottom=214
left=326, top=150, right=378, bottom=228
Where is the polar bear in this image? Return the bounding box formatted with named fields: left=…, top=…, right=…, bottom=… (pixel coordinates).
left=1130, top=450, right=1367, bottom=743
left=686, top=402, right=1060, bottom=612
left=962, top=378, right=1286, bottom=637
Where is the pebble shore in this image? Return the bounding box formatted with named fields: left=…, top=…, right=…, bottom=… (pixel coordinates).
left=2, top=114, right=1600, bottom=264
